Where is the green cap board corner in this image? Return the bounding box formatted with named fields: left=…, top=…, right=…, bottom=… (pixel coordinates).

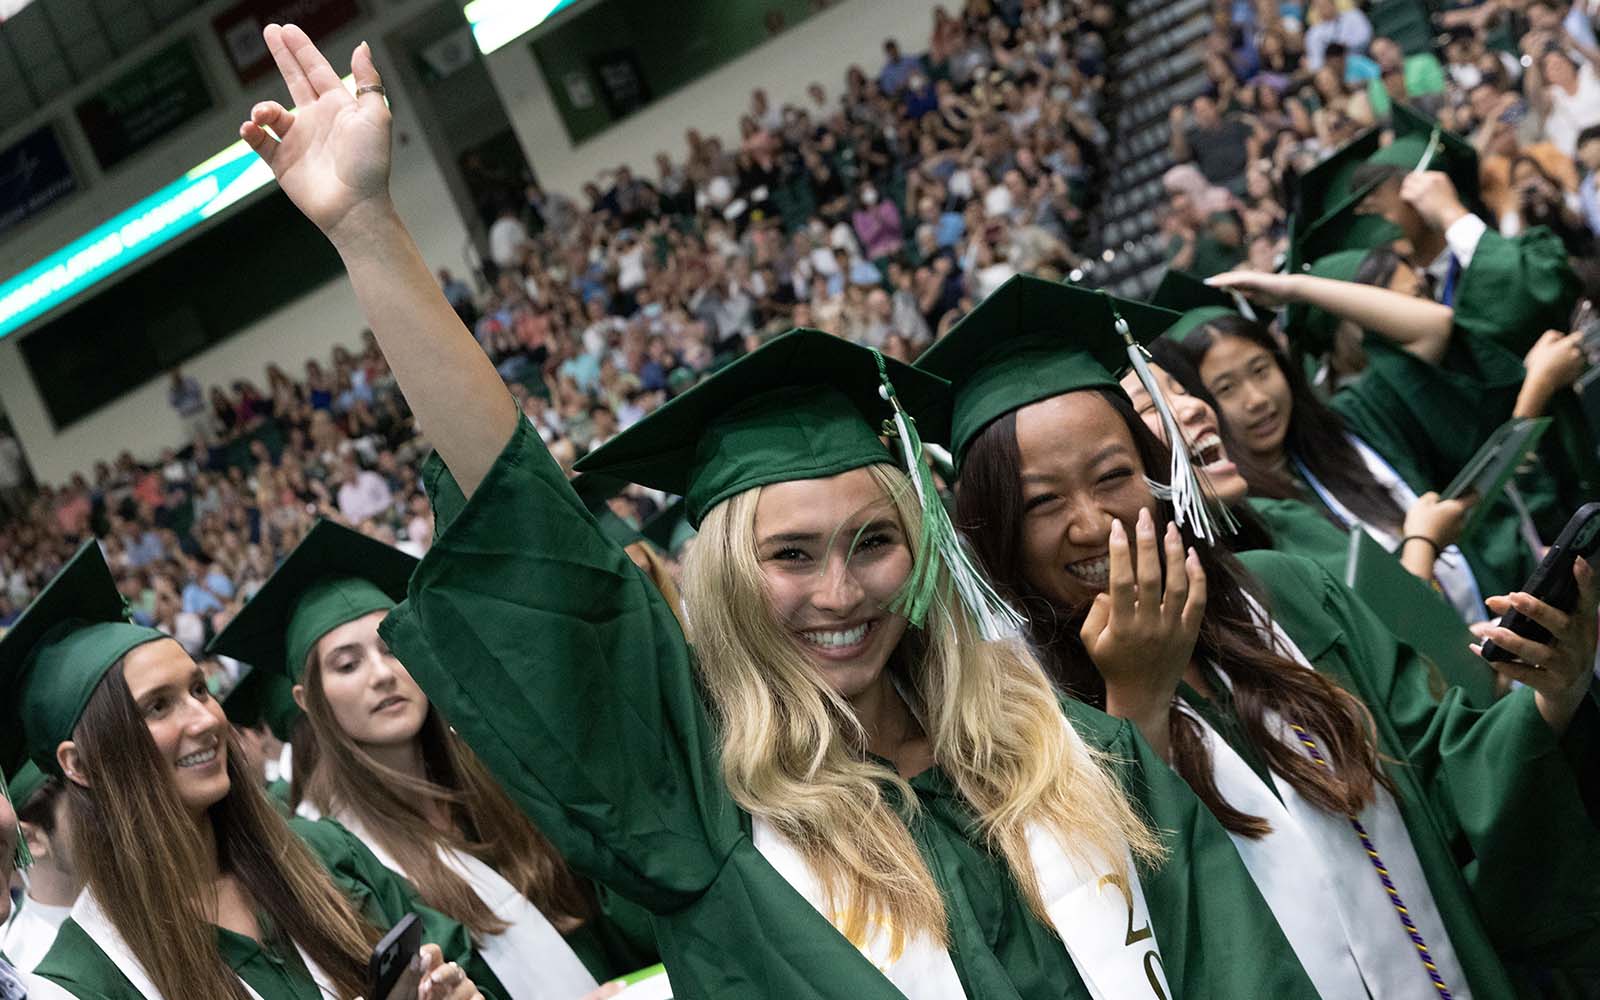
left=0, top=540, right=170, bottom=779
left=913, top=274, right=1180, bottom=468
left=1151, top=269, right=1250, bottom=344
left=579, top=327, right=1024, bottom=638
left=640, top=498, right=696, bottom=555
left=577, top=328, right=951, bottom=528
left=207, top=519, right=416, bottom=683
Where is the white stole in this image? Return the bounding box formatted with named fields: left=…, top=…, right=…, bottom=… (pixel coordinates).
left=1340, top=437, right=1486, bottom=623
left=69, top=888, right=339, bottom=1000
left=0, top=897, right=72, bottom=973
left=752, top=780, right=1171, bottom=999
left=1206, top=601, right=1475, bottom=999
left=18, top=970, right=74, bottom=1000
left=333, top=812, right=599, bottom=1000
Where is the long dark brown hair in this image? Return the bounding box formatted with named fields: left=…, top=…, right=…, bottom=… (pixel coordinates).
left=955, top=387, right=1395, bottom=837
left=1172, top=314, right=1406, bottom=534
left=64, top=661, right=379, bottom=1000
left=300, top=651, right=593, bottom=939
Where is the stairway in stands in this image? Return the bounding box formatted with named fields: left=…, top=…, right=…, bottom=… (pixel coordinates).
left=1073, top=0, right=1216, bottom=298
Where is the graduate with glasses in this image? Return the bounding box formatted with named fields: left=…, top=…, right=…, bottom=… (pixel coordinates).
left=240, top=24, right=1319, bottom=998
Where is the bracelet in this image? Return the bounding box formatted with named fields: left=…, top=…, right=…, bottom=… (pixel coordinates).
left=1400, top=535, right=1441, bottom=558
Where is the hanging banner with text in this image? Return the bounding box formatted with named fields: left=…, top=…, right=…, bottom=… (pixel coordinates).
left=75, top=40, right=215, bottom=171
left=213, top=0, right=362, bottom=83
left=0, top=125, right=78, bottom=239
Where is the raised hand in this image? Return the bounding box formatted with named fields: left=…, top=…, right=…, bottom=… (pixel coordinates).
left=1474, top=558, right=1600, bottom=735
left=240, top=24, right=393, bottom=242
left=1205, top=269, right=1300, bottom=308
left=1081, top=508, right=1207, bottom=758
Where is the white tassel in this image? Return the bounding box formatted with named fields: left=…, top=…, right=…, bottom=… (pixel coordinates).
left=1115, top=314, right=1237, bottom=545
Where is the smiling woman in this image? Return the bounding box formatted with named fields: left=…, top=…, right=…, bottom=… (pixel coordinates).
left=243, top=25, right=1323, bottom=997
left=206, top=519, right=652, bottom=1000
left=931, top=276, right=1600, bottom=1000
left=0, top=541, right=493, bottom=1000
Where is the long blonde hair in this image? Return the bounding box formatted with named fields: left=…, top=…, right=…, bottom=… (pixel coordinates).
left=683, top=463, right=1161, bottom=951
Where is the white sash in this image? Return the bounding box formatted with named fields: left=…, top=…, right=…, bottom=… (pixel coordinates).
left=1226, top=601, right=1474, bottom=999
left=69, top=888, right=339, bottom=1000
left=333, top=812, right=599, bottom=1000
left=1, top=897, right=72, bottom=973
left=1299, top=437, right=1486, bottom=622
left=19, top=970, right=75, bottom=1000
left=752, top=769, right=1170, bottom=999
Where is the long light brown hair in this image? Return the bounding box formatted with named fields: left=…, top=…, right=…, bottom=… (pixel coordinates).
left=65, top=662, right=379, bottom=1000
left=956, top=390, right=1395, bottom=838
left=683, top=463, right=1162, bottom=952
left=299, top=655, right=593, bottom=939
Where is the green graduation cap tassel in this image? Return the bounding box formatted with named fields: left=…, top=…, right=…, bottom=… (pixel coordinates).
left=2, top=767, right=30, bottom=871
left=1109, top=295, right=1237, bottom=545
left=873, top=351, right=1025, bottom=642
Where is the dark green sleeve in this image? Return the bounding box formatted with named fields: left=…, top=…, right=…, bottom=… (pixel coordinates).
left=380, top=421, right=733, bottom=911
left=1057, top=700, right=1322, bottom=998
left=1256, top=552, right=1600, bottom=961
left=1453, top=227, right=1581, bottom=358
left=289, top=817, right=509, bottom=1000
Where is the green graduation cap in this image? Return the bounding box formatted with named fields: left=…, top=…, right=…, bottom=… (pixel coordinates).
left=641, top=498, right=696, bottom=556
left=1151, top=269, right=1257, bottom=343
left=915, top=275, right=1232, bottom=542
left=6, top=762, right=48, bottom=812
left=1285, top=212, right=1403, bottom=355
left=571, top=473, right=644, bottom=549
left=577, top=328, right=951, bottom=527
left=579, top=327, right=1027, bottom=639
left=207, top=519, right=416, bottom=683
left=1288, top=128, right=1383, bottom=239
left=0, top=540, right=171, bottom=780
left=221, top=664, right=303, bottom=743
left=913, top=275, right=1180, bottom=468
left=1365, top=102, right=1482, bottom=214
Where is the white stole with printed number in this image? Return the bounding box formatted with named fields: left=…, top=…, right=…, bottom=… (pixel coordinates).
left=753, top=774, right=1170, bottom=999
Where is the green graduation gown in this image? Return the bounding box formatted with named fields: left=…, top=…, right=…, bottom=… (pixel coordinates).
left=1452, top=228, right=1581, bottom=359
left=1236, top=549, right=1600, bottom=997
left=1330, top=336, right=1540, bottom=602
left=33, top=818, right=507, bottom=1000
left=380, top=420, right=1320, bottom=999
left=1244, top=497, right=1498, bottom=706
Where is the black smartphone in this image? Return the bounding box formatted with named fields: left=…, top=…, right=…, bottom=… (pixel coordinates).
left=367, top=913, right=422, bottom=1000
left=1481, top=503, right=1600, bottom=663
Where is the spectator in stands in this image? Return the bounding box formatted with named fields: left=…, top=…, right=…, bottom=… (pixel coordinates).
left=487, top=201, right=529, bottom=276
left=334, top=455, right=393, bottom=526
left=1302, top=0, right=1373, bottom=70
left=1525, top=40, right=1600, bottom=157
left=1169, top=93, right=1256, bottom=189
left=1366, top=35, right=1447, bottom=118
left=1577, top=124, right=1600, bottom=234
left=877, top=37, right=924, bottom=96
left=166, top=368, right=207, bottom=440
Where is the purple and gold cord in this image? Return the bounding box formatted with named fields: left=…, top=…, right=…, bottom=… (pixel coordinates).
left=1288, top=722, right=1455, bottom=999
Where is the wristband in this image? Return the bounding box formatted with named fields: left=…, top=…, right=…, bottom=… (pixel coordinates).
left=1400, top=535, right=1441, bottom=559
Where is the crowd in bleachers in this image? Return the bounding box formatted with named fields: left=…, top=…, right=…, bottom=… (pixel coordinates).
left=1157, top=0, right=1600, bottom=293
left=0, top=0, right=1129, bottom=654
left=4, top=0, right=1600, bottom=675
